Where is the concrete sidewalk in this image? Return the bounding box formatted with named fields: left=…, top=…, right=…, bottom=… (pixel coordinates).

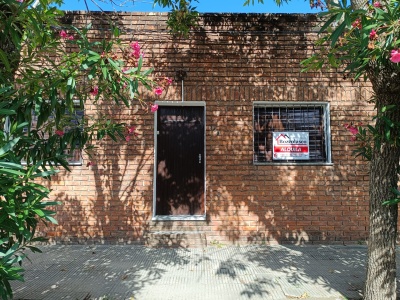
left=11, top=244, right=393, bottom=300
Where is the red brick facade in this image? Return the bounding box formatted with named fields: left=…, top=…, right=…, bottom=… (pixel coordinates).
left=42, top=11, right=375, bottom=246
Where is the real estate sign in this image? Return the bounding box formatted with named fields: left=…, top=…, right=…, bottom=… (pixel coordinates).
left=272, top=132, right=309, bottom=160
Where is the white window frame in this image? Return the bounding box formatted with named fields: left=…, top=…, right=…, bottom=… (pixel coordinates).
left=253, top=101, right=332, bottom=165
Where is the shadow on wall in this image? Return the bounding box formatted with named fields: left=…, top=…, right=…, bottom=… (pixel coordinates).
left=203, top=85, right=371, bottom=245
left=22, top=10, right=398, bottom=300
left=44, top=101, right=156, bottom=244
left=147, top=13, right=373, bottom=246
left=151, top=14, right=316, bottom=88
left=42, top=12, right=375, bottom=246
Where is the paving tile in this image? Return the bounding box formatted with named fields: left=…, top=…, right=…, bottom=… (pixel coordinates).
left=10, top=244, right=389, bottom=300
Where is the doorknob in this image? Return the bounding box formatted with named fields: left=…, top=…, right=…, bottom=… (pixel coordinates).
left=199, top=154, right=201, bottom=164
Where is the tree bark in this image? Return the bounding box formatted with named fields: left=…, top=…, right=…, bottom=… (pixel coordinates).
left=363, top=90, right=400, bottom=300
left=350, top=0, right=368, bottom=9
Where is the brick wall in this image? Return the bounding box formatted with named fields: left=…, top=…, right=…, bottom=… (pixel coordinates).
left=41, top=11, right=375, bottom=245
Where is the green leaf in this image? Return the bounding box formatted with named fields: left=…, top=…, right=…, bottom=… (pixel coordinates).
left=0, top=49, right=11, bottom=73
left=44, top=215, right=58, bottom=224
left=385, top=129, right=391, bottom=140
left=0, top=169, right=25, bottom=177
left=107, top=58, right=119, bottom=70
left=330, top=21, right=346, bottom=47
left=33, top=209, right=45, bottom=217
left=101, top=60, right=108, bottom=80
left=383, top=198, right=400, bottom=205
left=382, top=105, right=396, bottom=113
left=87, top=50, right=100, bottom=59
left=319, top=14, right=341, bottom=34
left=66, top=77, right=76, bottom=102
left=26, top=246, right=42, bottom=253
left=0, top=243, right=19, bottom=259
left=141, top=68, right=153, bottom=77
left=0, top=162, right=24, bottom=170
left=137, top=56, right=143, bottom=72
left=0, top=137, right=20, bottom=157
left=31, top=170, right=58, bottom=178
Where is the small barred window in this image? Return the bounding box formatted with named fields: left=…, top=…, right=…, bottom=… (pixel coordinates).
left=253, top=102, right=331, bottom=164
left=23, top=100, right=84, bottom=166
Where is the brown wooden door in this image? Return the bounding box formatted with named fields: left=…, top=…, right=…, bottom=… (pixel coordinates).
left=155, top=105, right=205, bottom=216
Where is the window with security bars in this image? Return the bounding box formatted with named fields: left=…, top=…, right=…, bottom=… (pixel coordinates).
left=22, top=101, right=84, bottom=166
left=253, top=102, right=331, bottom=164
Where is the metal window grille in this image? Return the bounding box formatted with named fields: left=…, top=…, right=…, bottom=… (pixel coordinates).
left=22, top=101, right=84, bottom=166
left=253, top=102, right=331, bottom=164
left=63, top=105, right=84, bottom=166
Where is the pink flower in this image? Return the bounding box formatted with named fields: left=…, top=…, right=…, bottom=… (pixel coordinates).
left=344, top=124, right=359, bottom=136
left=17, top=0, right=23, bottom=2
left=369, top=29, right=377, bottom=40
left=352, top=19, right=362, bottom=29
left=373, top=1, right=382, bottom=8
left=166, top=77, right=173, bottom=85
left=90, top=86, right=99, bottom=96
left=154, top=87, right=163, bottom=96
left=127, top=126, right=136, bottom=134
left=130, top=41, right=142, bottom=59
left=55, top=130, right=64, bottom=137
left=130, top=41, right=140, bottom=51
left=390, top=49, right=400, bottom=63
left=60, top=30, right=68, bottom=39
left=131, top=51, right=141, bottom=59
left=59, top=30, right=74, bottom=41
left=124, top=126, right=138, bottom=142
left=151, top=104, right=159, bottom=113
left=348, top=127, right=358, bottom=135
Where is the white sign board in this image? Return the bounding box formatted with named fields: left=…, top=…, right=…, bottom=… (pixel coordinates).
left=273, top=132, right=309, bottom=160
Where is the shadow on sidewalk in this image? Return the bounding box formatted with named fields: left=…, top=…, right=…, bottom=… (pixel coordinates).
left=12, top=244, right=400, bottom=300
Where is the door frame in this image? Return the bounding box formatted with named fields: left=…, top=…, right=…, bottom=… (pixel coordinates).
left=152, top=101, right=206, bottom=221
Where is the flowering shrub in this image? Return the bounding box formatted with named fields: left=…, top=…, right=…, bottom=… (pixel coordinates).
left=0, top=1, right=169, bottom=298
left=342, top=103, right=400, bottom=162
left=302, top=0, right=400, bottom=80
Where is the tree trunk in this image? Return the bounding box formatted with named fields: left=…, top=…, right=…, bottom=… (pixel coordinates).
left=350, top=0, right=367, bottom=9
left=363, top=91, right=400, bottom=300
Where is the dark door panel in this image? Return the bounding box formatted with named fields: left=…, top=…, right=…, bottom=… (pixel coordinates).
left=155, top=106, right=205, bottom=216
